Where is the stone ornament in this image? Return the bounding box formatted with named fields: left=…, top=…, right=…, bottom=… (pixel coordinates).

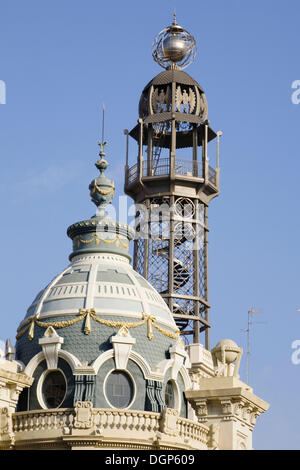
left=73, top=401, right=94, bottom=429
left=211, top=339, right=242, bottom=377
left=159, top=408, right=179, bottom=437
left=38, top=326, right=64, bottom=370
left=110, top=326, right=136, bottom=370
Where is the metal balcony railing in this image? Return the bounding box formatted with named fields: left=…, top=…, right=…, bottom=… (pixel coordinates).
left=127, top=162, right=138, bottom=185
left=208, top=165, right=216, bottom=185
left=126, top=158, right=217, bottom=187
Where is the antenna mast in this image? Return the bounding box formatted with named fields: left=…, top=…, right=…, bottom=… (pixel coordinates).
left=244, top=308, right=267, bottom=384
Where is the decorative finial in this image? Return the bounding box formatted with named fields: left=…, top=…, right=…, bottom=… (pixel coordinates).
left=88, top=103, right=115, bottom=213
left=98, top=104, right=107, bottom=158
left=152, top=18, right=196, bottom=70
left=173, top=11, right=177, bottom=26
left=98, top=141, right=107, bottom=159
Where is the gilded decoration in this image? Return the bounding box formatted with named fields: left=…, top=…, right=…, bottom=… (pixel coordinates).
left=74, top=233, right=129, bottom=249
left=90, top=179, right=115, bottom=197
left=16, top=309, right=180, bottom=342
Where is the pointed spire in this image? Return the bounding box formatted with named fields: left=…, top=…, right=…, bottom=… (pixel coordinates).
left=98, top=103, right=107, bottom=158
left=172, top=10, right=177, bottom=26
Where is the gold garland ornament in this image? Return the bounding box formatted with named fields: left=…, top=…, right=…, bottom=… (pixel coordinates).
left=16, top=309, right=180, bottom=342
left=75, top=233, right=129, bottom=249
left=90, top=180, right=115, bottom=197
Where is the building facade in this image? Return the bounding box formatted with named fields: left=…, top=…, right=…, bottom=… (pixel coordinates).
left=0, top=18, right=268, bottom=450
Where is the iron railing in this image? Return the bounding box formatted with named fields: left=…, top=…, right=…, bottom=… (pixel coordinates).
left=127, top=163, right=138, bottom=185
left=127, top=158, right=217, bottom=186
left=208, top=165, right=216, bottom=185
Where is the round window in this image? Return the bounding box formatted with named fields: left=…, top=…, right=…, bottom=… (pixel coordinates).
left=165, top=380, right=175, bottom=408
left=42, top=370, right=66, bottom=409
left=105, top=371, right=134, bottom=409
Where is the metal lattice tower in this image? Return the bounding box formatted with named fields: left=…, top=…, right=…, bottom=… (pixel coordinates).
left=124, top=17, right=222, bottom=348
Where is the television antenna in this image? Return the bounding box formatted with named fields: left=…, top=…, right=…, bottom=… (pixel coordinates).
left=241, top=308, right=267, bottom=384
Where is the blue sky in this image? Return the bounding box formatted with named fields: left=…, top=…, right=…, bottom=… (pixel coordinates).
left=1, top=0, right=300, bottom=449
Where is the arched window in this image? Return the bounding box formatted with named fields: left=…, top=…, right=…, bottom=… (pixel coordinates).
left=105, top=370, right=134, bottom=409
left=165, top=380, right=175, bottom=408
left=41, top=370, right=66, bottom=408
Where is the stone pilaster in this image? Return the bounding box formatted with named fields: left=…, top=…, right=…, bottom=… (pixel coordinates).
left=185, top=376, right=269, bottom=450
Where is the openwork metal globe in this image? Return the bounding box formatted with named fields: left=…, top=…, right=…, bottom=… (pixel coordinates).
left=152, top=15, right=196, bottom=70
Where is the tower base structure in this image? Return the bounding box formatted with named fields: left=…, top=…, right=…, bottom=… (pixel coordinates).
left=0, top=338, right=268, bottom=450
left=186, top=341, right=269, bottom=450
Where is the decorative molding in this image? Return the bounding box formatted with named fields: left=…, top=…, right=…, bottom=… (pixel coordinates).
left=0, top=407, right=14, bottom=448
left=38, top=326, right=64, bottom=370
left=0, top=407, right=12, bottom=435
left=159, top=408, right=179, bottom=437
left=220, top=399, right=234, bottom=416
left=110, top=327, right=136, bottom=370
left=24, top=350, right=82, bottom=377
left=73, top=401, right=93, bottom=429
left=18, top=309, right=179, bottom=342
left=169, top=339, right=188, bottom=381
left=196, top=400, right=208, bottom=419
left=92, top=348, right=157, bottom=381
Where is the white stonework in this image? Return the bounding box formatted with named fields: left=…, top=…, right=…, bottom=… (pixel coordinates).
left=185, top=341, right=269, bottom=450
left=110, top=326, right=136, bottom=370
left=0, top=336, right=269, bottom=450
left=38, top=326, right=64, bottom=370
left=0, top=356, right=33, bottom=449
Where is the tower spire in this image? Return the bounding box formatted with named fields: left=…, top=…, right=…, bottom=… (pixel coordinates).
left=172, top=10, right=177, bottom=26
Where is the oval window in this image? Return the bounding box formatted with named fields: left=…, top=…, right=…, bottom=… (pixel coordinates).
left=105, top=371, right=134, bottom=409
left=165, top=380, right=175, bottom=408
left=42, top=370, right=66, bottom=408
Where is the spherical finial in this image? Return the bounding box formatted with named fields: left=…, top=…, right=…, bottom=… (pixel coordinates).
left=152, top=17, right=196, bottom=70
left=213, top=339, right=240, bottom=364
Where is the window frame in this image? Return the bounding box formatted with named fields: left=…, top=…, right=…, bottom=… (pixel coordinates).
left=103, top=369, right=136, bottom=410
left=37, top=368, right=67, bottom=410
left=164, top=378, right=181, bottom=411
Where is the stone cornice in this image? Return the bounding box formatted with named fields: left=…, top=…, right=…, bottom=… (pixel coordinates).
left=0, top=367, right=33, bottom=388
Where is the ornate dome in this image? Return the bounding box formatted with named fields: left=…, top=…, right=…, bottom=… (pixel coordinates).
left=15, top=143, right=190, bottom=417
left=19, top=252, right=179, bottom=343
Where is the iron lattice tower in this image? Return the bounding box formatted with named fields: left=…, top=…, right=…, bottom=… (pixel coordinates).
left=124, top=17, right=222, bottom=348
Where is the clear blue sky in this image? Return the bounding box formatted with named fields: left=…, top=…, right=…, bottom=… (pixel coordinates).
left=1, top=0, right=299, bottom=450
